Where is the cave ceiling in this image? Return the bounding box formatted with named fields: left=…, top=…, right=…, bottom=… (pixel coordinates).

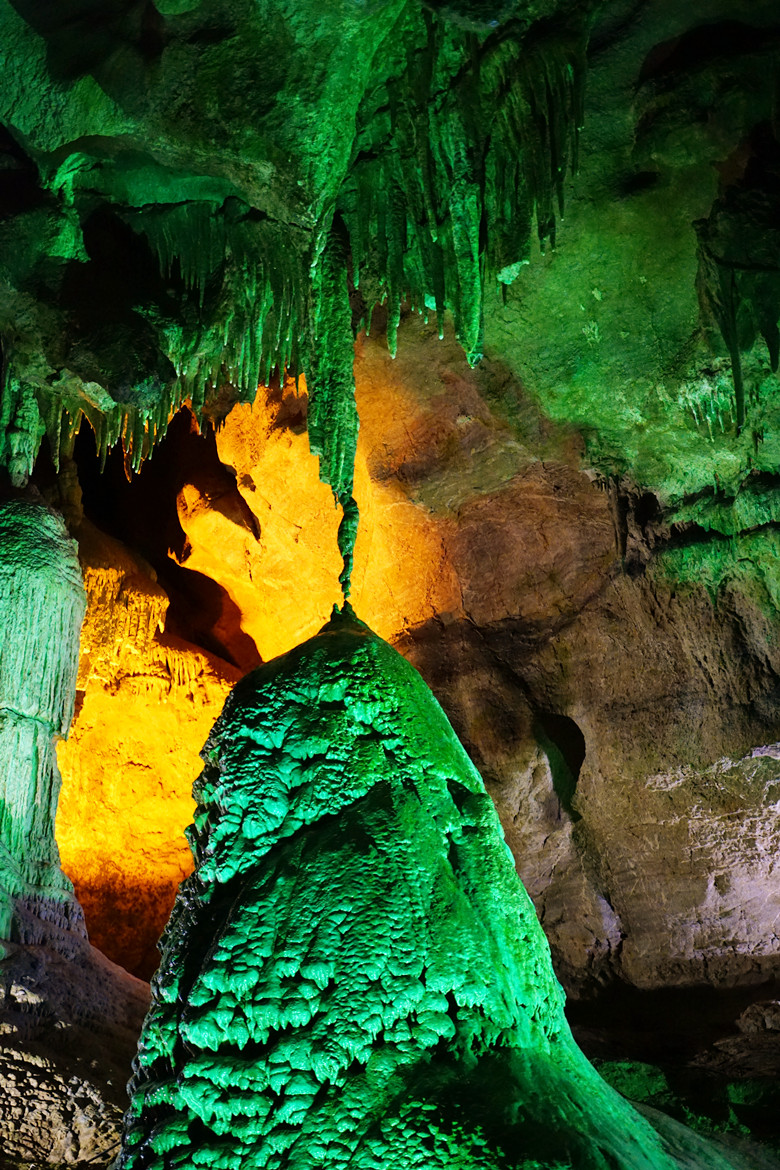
left=0, top=0, right=778, bottom=583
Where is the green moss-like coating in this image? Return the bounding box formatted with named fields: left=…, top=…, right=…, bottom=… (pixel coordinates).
left=119, top=610, right=735, bottom=1170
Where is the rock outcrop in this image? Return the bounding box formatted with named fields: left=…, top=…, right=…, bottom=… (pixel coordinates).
left=0, top=938, right=149, bottom=1168
left=56, top=518, right=239, bottom=979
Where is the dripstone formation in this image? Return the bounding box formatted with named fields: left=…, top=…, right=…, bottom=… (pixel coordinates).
left=2, top=0, right=780, bottom=1164
left=0, top=498, right=151, bottom=1167
left=119, top=611, right=746, bottom=1170
left=0, top=498, right=86, bottom=948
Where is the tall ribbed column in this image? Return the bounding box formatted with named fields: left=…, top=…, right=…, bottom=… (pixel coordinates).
left=0, top=498, right=87, bottom=951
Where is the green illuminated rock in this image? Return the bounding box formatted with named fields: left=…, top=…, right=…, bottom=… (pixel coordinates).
left=119, top=609, right=740, bottom=1170
left=0, top=499, right=87, bottom=949
left=0, top=0, right=586, bottom=592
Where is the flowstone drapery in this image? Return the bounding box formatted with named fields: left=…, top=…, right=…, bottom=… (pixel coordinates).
left=0, top=498, right=86, bottom=949
left=117, top=609, right=738, bottom=1170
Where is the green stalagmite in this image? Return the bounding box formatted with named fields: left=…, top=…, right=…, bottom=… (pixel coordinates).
left=0, top=499, right=87, bottom=949
left=118, top=609, right=735, bottom=1170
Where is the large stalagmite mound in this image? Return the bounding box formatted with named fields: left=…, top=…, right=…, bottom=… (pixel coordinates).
left=119, top=610, right=746, bottom=1170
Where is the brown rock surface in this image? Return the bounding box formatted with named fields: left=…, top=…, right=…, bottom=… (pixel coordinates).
left=0, top=940, right=148, bottom=1168
left=445, top=463, right=615, bottom=628
left=403, top=565, right=780, bottom=995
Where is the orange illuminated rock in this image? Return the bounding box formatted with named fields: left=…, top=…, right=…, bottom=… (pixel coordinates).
left=56, top=522, right=238, bottom=978
left=180, top=371, right=462, bottom=659
left=180, top=384, right=344, bottom=662
left=56, top=327, right=531, bottom=978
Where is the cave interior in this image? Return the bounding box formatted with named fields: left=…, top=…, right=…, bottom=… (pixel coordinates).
left=2, top=0, right=780, bottom=1165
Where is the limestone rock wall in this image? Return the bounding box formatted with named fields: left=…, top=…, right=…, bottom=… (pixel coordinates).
left=0, top=939, right=149, bottom=1168
left=5, top=0, right=770, bottom=1016
left=404, top=569, right=780, bottom=995
left=55, top=521, right=238, bottom=979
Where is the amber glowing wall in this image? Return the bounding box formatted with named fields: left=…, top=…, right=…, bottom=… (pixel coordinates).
left=56, top=331, right=466, bottom=976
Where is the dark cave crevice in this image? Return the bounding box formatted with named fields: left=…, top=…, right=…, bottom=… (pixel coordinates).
left=665, top=518, right=780, bottom=551
left=58, top=205, right=180, bottom=404
left=638, top=20, right=780, bottom=89
left=7, top=0, right=167, bottom=84
left=533, top=710, right=585, bottom=820
left=0, top=123, right=46, bottom=220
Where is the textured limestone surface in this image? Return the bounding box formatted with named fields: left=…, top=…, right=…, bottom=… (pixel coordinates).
left=0, top=0, right=592, bottom=602
left=52, top=302, right=780, bottom=1011
left=0, top=938, right=149, bottom=1169
left=403, top=552, right=780, bottom=995
left=56, top=519, right=238, bottom=979
left=192, top=373, right=461, bottom=659
left=119, top=612, right=748, bottom=1170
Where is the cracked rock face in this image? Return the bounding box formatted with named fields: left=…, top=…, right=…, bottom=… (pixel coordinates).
left=403, top=556, right=780, bottom=994
left=0, top=1050, right=121, bottom=1166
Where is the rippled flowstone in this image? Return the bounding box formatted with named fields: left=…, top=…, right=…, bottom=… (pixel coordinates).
left=118, top=610, right=749, bottom=1170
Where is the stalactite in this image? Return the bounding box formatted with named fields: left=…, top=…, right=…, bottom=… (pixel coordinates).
left=0, top=10, right=588, bottom=607
left=694, top=128, right=780, bottom=432
left=122, top=202, right=307, bottom=421
left=339, top=19, right=585, bottom=370
left=303, top=227, right=361, bottom=599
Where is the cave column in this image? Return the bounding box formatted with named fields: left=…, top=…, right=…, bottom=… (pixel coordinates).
left=0, top=498, right=87, bottom=951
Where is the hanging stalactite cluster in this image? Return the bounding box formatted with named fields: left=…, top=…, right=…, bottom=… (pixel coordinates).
left=124, top=201, right=307, bottom=414
left=340, top=13, right=585, bottom=364
left=695, top=125, right=780, bottom=432
left=0, top=1, right=589, bottom=596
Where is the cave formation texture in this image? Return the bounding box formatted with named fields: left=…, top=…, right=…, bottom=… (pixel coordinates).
left=1, top=0, right=780, bottom=1165
left=119, top=612, right=737, bottom=1170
